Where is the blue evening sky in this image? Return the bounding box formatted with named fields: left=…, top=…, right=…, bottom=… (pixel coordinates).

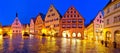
left=0, top=0, right=109, bottom=26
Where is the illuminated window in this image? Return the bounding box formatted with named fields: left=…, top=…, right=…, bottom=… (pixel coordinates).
left=72, top=19, right=77, bottom=23
left=62, top=24, right=66, bottom=28
left=67, top=19, right=71, bottom=23
left=54, top=18, right=58, bottom=21
left=78, top=24, right=82, bottom=28
left=78, top=19, right=82, bottom=23
left=67, top=24, right=71, bottom=28
left=72, top=33, right=76, bottom=37
left=72, top=24, right=76, bottom=28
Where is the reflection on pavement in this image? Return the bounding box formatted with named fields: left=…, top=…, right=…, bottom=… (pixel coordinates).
left=0, top=34, right=119, bottom=53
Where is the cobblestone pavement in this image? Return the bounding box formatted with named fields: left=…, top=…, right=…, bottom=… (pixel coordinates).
left=0, top=35, right=120, bottom=53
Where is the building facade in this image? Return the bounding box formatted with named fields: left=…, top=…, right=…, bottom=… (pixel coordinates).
left=0, top=23, right=2, bottom=35
left=60, top=6, right=85, bottom=39
left=85, top=11, right=104, bottom=40
left=103, top=0, right=120, bottom=47
left=30, top=18, right=36, bottom=34
left=35, top=14, right=44, bottom=35
left=85, top=23, right=94, bottom=40
left=93, top=11, right=104, bottom=41
left=45, top=5, right=61, bottom=36
left=23, top=24, right=30, bottom=34
left=11, top=13, right=22, bottom=34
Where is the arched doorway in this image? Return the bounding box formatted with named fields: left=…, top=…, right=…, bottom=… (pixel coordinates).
left=62, top=30, right=70, bottom=38
left=72, top=33, right=76, bottom=38
left=114, top=30, right=120, bottom=44
left=62, top=31, right=67, bottom=38
left=106, top=31, right=112, bottom=42
left=77, top=33, right=81, bottom=38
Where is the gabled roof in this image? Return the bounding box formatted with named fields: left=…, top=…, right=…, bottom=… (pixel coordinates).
left=85, top=11, right=103, bottom=27
left=62, top=5, right=85, bottom=20
left=31, top=17, right=36, bottom=23
left=45, top=4, right=61, bottom=20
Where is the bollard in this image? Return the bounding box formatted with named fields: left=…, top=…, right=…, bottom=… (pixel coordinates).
left=105, top=41, right=107, bottom=47
left=113, top=42, right=117, bottom=48
left=101, top=40, right=104, bottom=45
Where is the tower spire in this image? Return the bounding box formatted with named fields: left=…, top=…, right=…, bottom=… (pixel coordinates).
left=16, top=12, right=18, bottom=17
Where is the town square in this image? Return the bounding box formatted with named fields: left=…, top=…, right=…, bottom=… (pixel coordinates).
left=0, top=0, right=120, bottom=53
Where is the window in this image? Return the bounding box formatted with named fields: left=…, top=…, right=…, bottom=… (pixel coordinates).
left=46, top=26, right=49, bottom=28
left=71, top=8, right=73, bottom=10
left=16, top=23, right=18, bottom=25
left=78, top=24, right=82, bottom=28
left=78, top=15, right=80, bottom=17
left=62, top=24, right=66, bottom=28
left=71, top=15, right=73, bottom=17
left=97, top=19, right=99, bottom=22
left=114, top=4, right=117, bottom=9
left=114, top=15, right=120, bottom=23
left=54, top=24, right=59, bottom=27
left=107, top=19, right=109, bottom=25
left=46, top=21, right=49, bottom=23
left=50, top=19, right=53, bottom=22
left=78, top=19, right=82, bottom=23
left=47, top=15, right=50, bottom=17
left=67, top=11, right=69, bottom=13
left=119, top=16, right=120, bottom=22
left=74, top=15, right=76, bottom=17
left=107, top=8, right=110, bottom=13
left=72, top=19, right=77, bottom=23
left=54, top=18, right=58, bottom=21
left=67, top=19, right=71, bottom=23
left=100, top=15, right=102, bottom=18
left=67, top=24, right=71, bottom=28
left=62, top=20, right=66, bottom=23
left=50, top=9, right=53, bottom=12
left=74, top=11, right=76, bottom=13
left=72, top=24, right=76, bottom=28
left=114, top=17, right=117, bottom=23
left=16, top=30, right=18, bottom=32
left=71, top=11, right=73, bottom=13
left=67, top=15, right=69, bottom=17
left=52, top=13, right=55, bottom=16
left=118, top=3, right=120, bottom=7
left=100, top=20, right=102, bottom=23
left=64, top=16, right=66, bottom=18
left=13, top=30, right=14, bottom=32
